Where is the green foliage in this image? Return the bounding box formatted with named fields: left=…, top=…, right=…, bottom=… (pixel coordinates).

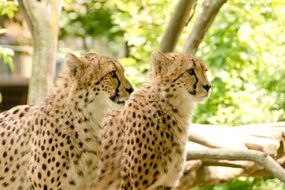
left=197, top=177, right=285, bottom=190
left=193, top=0, right=285, bottom=125
left=197, top=178, right=254, bottom=190
left=0, top=0, right=17, bottom=71
left=107, top=0, right=174, bottom=87
left=0, top=0, right=18, bottom=19
left=106, top=0, right=172, bottom=57
left=252, top=178, right=285, bottom=190
left=60, top=0, right=123, bottom=40
left=0, top=46, right=14, bottom=71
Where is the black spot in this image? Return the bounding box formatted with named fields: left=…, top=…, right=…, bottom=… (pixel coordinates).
left=38, top=172, right=42, bottom=179
left=12, top=109, right=19, bottom=114
left=42, top=164, right=47, bottom=170
left=142, top=180, right=148, bottom=185
left=4, top=167, right=9, bottom=173
left=69, top=179, right=76, bottom=185
left=145, top=169, right=149, bottom=175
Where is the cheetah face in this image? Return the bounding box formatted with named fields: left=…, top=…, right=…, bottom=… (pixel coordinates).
left=184, top=62, right=211, bottom=101
left=151, top=50, right=211, bottom=101
left=93, top=68, right=134, bottom=105
left=66, top=53, right=133, bottom=106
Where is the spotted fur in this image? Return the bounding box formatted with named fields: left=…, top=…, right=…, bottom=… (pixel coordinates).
left=94, top=51, right=211, bottom=190
left=0, top=52, right=133, bottom=190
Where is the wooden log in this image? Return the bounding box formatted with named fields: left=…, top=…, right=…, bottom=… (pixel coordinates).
left=187, top=149, right=285, bottom=182
left=189, top=124, right=284, bottom=155
left=178, top=123, right=285, bottom=189
left=245, top=136, right=280, bottom=156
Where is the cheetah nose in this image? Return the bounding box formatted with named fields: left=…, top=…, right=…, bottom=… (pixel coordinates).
left=203, top=84, right=211, bottom=92
left=126, top=87, right=134, bottom=94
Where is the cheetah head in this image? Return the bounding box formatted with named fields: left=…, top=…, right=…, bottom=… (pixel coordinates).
left=65, top=52, right=133, bottom=116
left=150, top=50, right=211, bottom=102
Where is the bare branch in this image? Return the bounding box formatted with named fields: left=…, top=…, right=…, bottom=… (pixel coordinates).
left=201, top=160, right=254, bottom=169
left=187, top=149, right=285, bottom=182
left=159, top=0, right=196, bottom=52
left=183, top=0, right=227, bottom=54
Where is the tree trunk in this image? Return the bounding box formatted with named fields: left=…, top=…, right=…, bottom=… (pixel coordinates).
left=159, top=0, right=196, bottom=53
left=183, top=0, right=227, bottom=55
left=18, top=0, right=60, bottom=104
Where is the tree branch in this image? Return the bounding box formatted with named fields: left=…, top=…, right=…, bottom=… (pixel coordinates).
left=201, top=160, right=254, bottom=169
left=159, top=0, right=196, bottom=52
left=187, top=149, right=285, bottom=182
left=183, top=0, right=227, bottom=54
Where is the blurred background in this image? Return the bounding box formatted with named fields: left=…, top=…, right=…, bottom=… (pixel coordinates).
left=0, top=0, right=285, bottom=189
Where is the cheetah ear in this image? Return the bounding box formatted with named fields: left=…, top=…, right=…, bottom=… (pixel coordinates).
left=151, top=50, right=169, bottom=74
left=65, top=53, right=85, bottom=78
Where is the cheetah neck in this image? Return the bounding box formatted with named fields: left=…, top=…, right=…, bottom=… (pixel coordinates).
left=43, top=85, right=103, bottom=156
left=44, top=83, right=92, bottom=125
left=142, top=83, right=194, bottom=121
left=46, top=81, right=113, bottom=129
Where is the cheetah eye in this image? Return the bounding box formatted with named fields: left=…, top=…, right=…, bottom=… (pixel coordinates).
left=111, top=71, right=117, bottom=78
left=187, top=69, right=195, bottom=75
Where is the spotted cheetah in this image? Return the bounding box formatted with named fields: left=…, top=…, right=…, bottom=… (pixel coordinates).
left=93, top=50, right=211, bottom=190
left=0, top=52, right=133, bottom=190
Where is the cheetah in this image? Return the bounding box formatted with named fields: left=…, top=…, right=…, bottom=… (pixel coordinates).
left=0, top=52, right=133, bottom=190
left=93, top=50, right=211, bottom=190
